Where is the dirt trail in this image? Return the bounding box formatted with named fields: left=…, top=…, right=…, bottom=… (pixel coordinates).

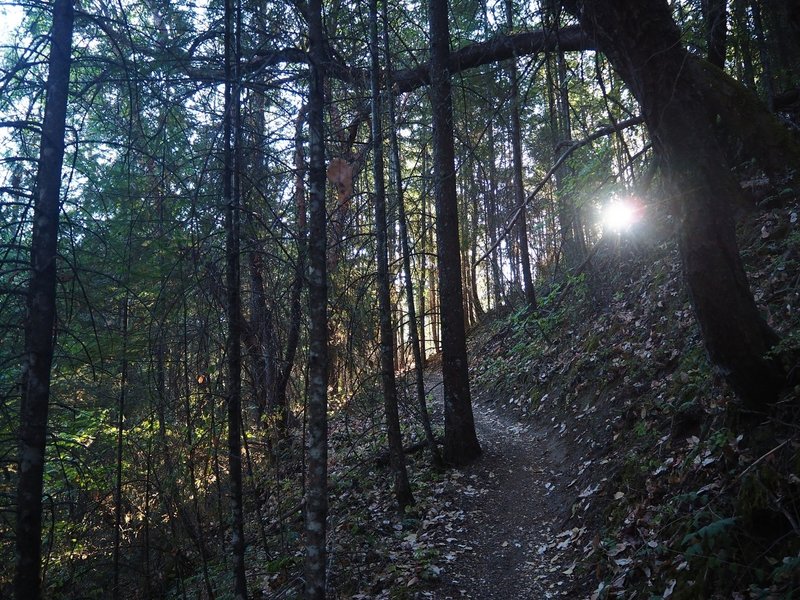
left=425, top=372, right=585, bottom=599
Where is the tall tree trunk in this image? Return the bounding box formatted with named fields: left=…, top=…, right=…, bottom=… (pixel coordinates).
left=485, top=117, right=504, bottom=308
left=246, top=250, right=278, bottom=422
left=273, top=107, right=310, bottom=430
left=505, top=0, right=536, bottom=310
left=15, top=0, right=73, bottom=597
left=369, top=0, right=414, bottom=510
left=304, top=0, right=329, bottom=596
left=428, top=0, right=481, bottom=466
left=564, top=0, right=786, bottom=407
left=113, top=298, right=129, bottom=600
left=469, top=172, right=485, bottom=319
left=223, top=0, right=248, bottom=593
left=419, top=165, right=429, bottom=359
left=383, top=0, right=442, bottom=468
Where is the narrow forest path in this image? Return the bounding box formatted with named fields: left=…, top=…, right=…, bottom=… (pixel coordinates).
left=423, top=372, right=587, bottom=599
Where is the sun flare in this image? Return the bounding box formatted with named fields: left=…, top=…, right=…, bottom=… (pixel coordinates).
left=602, top=197, right=642, bottom=233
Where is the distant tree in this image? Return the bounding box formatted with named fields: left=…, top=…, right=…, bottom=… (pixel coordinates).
left=701, top=0, right=728, bottom=69
left=504, top=0, right=536, bottom=310
left=428, top=0, right=481, bottom=466
left=14, top=0, right=74, bottom=597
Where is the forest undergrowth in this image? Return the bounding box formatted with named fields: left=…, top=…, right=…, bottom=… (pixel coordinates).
left=295, top=187, right=800, bottom=599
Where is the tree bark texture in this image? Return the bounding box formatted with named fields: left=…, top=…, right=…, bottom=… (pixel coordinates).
left=304, top=0, right=329, bottom=596
left=428, top=0, right=481, bottom=466
left=563, top=0, right=785, bottom=407
left=15, top=0, right=74, bottom=597
left=223, top=0, right=248, bottom=592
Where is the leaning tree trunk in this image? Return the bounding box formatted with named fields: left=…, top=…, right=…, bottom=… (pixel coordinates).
left=304, top=0, right=330, bottom=596
left=564, top=0, right=786, bottom=407
left=15, top=0, right=73, bottom=597
left=429, top=0, right=481, bottom=466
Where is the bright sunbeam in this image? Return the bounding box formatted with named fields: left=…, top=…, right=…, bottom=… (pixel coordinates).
left=602, top=197, right=642, bottom=233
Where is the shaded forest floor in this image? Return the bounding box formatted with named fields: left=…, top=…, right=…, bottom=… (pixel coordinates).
left=315, top=192, right=800, bottom=600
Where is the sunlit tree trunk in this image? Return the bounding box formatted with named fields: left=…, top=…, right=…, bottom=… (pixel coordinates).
left=429, top=0, right=481, bottom=466
left=15, top=0, right=73, bottom=596
left=485, top=117, right=504, bottom=307
left=304, top=0, right=329, bottom=596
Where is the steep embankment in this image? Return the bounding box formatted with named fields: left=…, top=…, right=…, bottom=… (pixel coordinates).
left=425, top=195, right=800, bottom=599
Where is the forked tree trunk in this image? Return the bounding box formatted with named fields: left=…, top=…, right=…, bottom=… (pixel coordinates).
left=15, top=0, right=73, bottom=597
left=429, top=0, right=481, bottom=466
left=564, top=0, right=786, bottom=407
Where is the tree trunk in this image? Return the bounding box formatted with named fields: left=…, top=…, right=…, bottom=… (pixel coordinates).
left=304, top=0, right=329, bottom=595
left=274, top=106, right=310, bottom=430
left=428, top=0, right=481, bottom=466
left=689, top=56, right=800, bottom=179
left=505, top=0, right=536, bottom=310
left=113, top=299, right=128, bottom=600
left=369, top=0, right=414, bottom=511
left=758, top=0, right=800, bottom=92
left=564, top=0, right=786, bottom=408
left=701, top=0, right=728, bottom=69
left=15, top=0, right=73, bottom=597
left=485, top=117, right=504, bottom=308
left=732, top=0, right=756, bottom=89
left=750, top=0, right=775, bottom=109
left=383, top=0, right=442, bottom=468
left=223, top=0, right=248, bottom=593
left=246, top=250, right=278, bottom=422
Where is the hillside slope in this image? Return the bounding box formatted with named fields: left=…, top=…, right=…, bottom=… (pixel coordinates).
left=258, top=192, right=800, bottom=600
left=446, top=193, right=800, bottom=598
